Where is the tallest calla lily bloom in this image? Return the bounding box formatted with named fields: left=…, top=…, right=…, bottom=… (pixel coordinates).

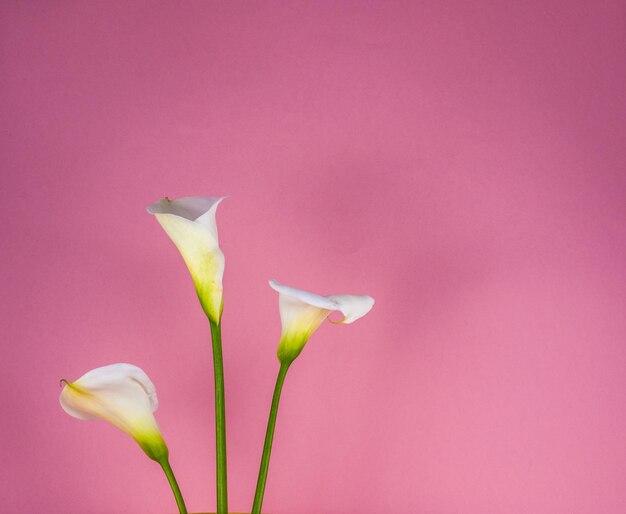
left=147, top=195, right=229, bottom=514
left=147, top=196, right=225, bottom=323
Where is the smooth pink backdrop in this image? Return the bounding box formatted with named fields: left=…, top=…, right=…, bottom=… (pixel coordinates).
left=1, top=2, right=625, bottom=513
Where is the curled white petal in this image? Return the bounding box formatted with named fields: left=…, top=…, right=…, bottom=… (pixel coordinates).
left=147, top=196, right=224, bottom=241
left=60, top=363, right=158, bottom=419
left=269, top=279, right=374, bottom=363
left=147, top=196, right=226, bottom=322
left=269, top=280, right=337, bottom=310
left=325, top=294, right=375, bottom=324
left=59, top=363, right=167, bottom=460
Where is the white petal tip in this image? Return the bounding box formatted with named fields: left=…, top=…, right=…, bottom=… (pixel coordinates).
left=268, top=279, right=281, bottom=290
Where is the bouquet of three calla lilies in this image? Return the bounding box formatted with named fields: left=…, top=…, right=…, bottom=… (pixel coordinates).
left=60, top=196, right=374, bottom=514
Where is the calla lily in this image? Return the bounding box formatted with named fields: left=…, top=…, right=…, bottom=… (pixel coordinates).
left=60, top=363, right=188, bottom=513
left=147, top=196, right=226, bottom=323
left=147, top=195, right=229, bottom=513
left=252, top=280, right=374, bottom=514
left=59, top=363, right=168, bottom=461
left=269, top=279, right=375, bottom=365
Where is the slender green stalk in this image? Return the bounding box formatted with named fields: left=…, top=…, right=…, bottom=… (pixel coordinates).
left=252, top=361, right=291, bottom=514
left=209, top=319, right=228, bottom=514
left=159, top=457, right=188, bottom=514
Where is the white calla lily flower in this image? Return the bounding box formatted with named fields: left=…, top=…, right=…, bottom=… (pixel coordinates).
left=59, top=363, right=168, bottom=461
left=269, top=280, right=374, bottom=364
left=147, top=196, right=226, bottom=323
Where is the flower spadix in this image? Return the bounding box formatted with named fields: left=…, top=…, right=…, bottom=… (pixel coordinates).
left=147, top=196, right=226, bottom=323
left=59, top=363, right=168, bottom=461
left=269, top=280, right=374, bottom=364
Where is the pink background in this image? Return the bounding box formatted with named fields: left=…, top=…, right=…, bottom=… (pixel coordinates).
left=1, top=2, right=625, bottom=513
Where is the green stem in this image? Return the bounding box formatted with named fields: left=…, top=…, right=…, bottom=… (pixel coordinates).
left=252, top=361, right=291, bottom=514
left=209, top=319, right=228, bottom=514
left=159, top=457, right=188, bottom=514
